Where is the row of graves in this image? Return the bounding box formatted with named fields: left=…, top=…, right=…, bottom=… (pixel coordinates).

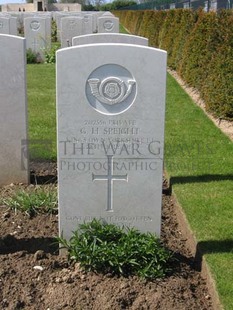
left=0, top=11, right=119, bottom=60
left=0, top=30, right=167, bottom=241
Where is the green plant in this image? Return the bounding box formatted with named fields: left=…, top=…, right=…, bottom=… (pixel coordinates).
left=58, top=219, right=173, bottom=279
left=0, top=186, right=57, bottom=217
left=27, top=64, right=57, bottom=160
left=44, top=43, right=60, bottom=64
left=27, top=48, right=38, bottom=64
left=115, top=9, right=233, bottom=119
left=51, top=19, right=57, bottom=42
left=165, top=73, right=233, bottom=310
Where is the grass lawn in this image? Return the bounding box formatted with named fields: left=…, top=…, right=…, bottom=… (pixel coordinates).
left=26, top=49, right=233, bottom=309
left=165, top=74, right=233, bottom=310
left=27, top=64, right=56, bottom=160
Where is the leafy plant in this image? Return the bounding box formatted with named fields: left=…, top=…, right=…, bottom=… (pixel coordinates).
left=26, top=48, right=38, bottom=64
left=51, top=19, right=57, bottom=42
left=44, top=43, right=60, bottom=64
left=58, top=219, right=173, bottom=279
left=115, top=9, right=233, bottom=119
left=0, top=186, right=57, bottom=217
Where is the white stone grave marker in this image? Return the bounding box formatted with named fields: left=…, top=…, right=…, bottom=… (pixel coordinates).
left=24, top=17, right=50, bottom=61
left=60, top=16, right=83, bottom=48
left=0, top=17, right=10, bottom=34
left=0, top=35, right=29, bottom=186
left=98, top=16, right=119, bottom=33
left=57, top=43, right=167, bottom=241
left=72, top=33, right=148, bottom=46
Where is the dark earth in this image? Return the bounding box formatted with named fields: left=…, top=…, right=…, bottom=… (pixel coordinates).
left=0, top=162, right=213, bottom=309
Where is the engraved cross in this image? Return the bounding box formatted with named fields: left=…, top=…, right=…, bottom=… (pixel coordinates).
left=92, top=155, right=128, bottom=212
left=31, top=38, right=39, bottom=51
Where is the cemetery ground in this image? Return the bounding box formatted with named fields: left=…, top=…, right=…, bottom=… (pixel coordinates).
left=0, top=179, right=212, bottom=310
left=0, top=62, right=232, bottom=309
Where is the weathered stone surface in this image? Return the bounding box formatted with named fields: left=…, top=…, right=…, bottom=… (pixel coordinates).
left=0, top=34, right=29, bottom=186
left=57, top=43, right=167, bottom=240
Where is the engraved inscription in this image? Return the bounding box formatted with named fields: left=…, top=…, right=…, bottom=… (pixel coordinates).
left=104, top=20, right=114, bottom=31
left=86, top=64, right=137, bottom=115
left=66, top=215, right=152, bottom=223
left=0, top=22, right=3, bottom=29
left=69, top=20, right=76, bottom=30
left=30, top=20, right=40, bottom=31
left=88, top=77, right=135, bottom=105
left=84, top=16, right=89, bottom=23
left=92, top=155, right=128, bottom=212
left=31, top=38, right=39, bottom=51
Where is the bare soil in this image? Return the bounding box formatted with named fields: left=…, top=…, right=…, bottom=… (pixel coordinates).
left=0, top=163, right=213, bottom=310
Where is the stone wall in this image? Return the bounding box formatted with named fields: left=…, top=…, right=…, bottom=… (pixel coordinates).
left=1, top=2, right=81, bottom=12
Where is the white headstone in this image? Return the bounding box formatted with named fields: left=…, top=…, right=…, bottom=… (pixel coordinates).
left=0, top=17, right=10, bottom=34
left=72, top=33, right=148, bottom=46
left=57, top=43, right=167, bottom=241
left=24, top=17, right=50, bottom=61
left=98, top=16, right=119, bottom=33
left=82, top=14, right=93, bottom=35
left=9, top=17, right=18, bottom=36
left=0, top=35, right=29, bottom=186
left=102, top=12, right=114, bottom=16
left=61, top=16, right=83, bottom=48
left=55, top=12, right=81, bottom=42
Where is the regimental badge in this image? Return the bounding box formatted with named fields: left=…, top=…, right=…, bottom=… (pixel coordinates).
left=104, top=20, right=114, bottom=31
left=88, top=77, right=136, bottom=106
left=86, top=64, right=137, bottom=115
left=30, top=21, right=40, bottom=31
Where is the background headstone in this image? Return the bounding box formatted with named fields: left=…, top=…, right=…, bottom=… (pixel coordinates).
left=57, top=43, right=167, bottom=241
left=24, top=17, right=50, bottom=61
left=98, top=16, right=119, bottom=33
left=0, top=17, right=10, bottom=34
left=60, top=16, right=83, bottom=47
left=72, top=33, right=148, bottom=46
left=82, top=14, right=93, bottom=35
left=9, top=17, right=18, bottom=36
left=0, top=34, right=29, bottom=186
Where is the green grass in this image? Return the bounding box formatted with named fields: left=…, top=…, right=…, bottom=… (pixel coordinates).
left=27, top=64, right=56, bottom=160
left=119, top=24, right=129, bottom=34
left=0, top=185, right=57, bottom=217
left=165, top=74, right=233, bottom=310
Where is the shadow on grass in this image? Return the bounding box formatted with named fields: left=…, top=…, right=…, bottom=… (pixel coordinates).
left=170, top=174, right=233, bottom=185
left=0, top=235, right=58, bottom=255
left=194, top=239, right=233, bottom=271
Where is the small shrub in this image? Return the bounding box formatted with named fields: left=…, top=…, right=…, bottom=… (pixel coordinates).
left=26, top=48, right=38, bottom=64
left=51, top=19, right=57, bottom=42
left=58, top=219, right=173, bottom=279
left=44, top=44, right=60, bottom=64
